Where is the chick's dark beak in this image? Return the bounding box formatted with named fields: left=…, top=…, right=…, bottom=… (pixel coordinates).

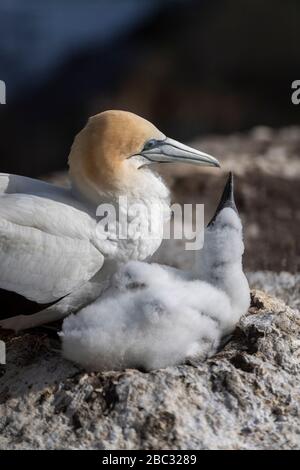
left=208, top=172, right=238, bottom=227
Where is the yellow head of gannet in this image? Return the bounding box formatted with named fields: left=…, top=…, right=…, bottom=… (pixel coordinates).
left=68, top=110, right=219, bottom=202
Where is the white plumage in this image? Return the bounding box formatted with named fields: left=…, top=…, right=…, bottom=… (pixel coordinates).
left=61, top=174, right=250, bottom=371
left=0, top=111, right=219, bottom=331
left=0, top=178, right=104, bottom=303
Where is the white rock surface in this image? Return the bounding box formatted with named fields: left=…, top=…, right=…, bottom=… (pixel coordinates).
left=247, top=271, right=300, bottom=310
left=0, top=290, right=299, bottom=450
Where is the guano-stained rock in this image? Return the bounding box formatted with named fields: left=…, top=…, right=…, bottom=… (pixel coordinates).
left=0, top=290, right=299, bottom=450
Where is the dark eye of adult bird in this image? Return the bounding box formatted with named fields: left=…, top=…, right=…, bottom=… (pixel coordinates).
left=143, top=139, right=158, bottom=151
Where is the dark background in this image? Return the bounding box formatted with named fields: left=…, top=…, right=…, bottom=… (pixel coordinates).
left=0, top=0, right=299, bottom=176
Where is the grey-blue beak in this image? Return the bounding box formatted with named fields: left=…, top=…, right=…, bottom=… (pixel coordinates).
left=141, top=137, right=220, bottom=168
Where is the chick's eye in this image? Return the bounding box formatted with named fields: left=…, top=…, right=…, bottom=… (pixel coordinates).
left=143, top=139, right=157, bottom=151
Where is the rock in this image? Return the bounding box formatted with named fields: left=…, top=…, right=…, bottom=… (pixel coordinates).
left=0, top=290, right=299, bottom=450
left=247, top=271, right=300, bottom=311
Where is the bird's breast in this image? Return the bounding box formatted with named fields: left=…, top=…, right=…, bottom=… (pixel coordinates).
left=93, top=197, right=169, bottom=262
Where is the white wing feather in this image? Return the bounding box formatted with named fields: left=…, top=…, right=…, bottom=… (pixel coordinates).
left=0, top=175, right=104, bottom=303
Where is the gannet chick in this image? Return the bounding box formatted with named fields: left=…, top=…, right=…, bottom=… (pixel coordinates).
left=0, top=110, right=219, bottom=331
left=61, top=174, right=250, bottom=371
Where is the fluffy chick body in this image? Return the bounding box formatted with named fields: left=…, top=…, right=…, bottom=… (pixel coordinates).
left=61, top=185, right=250, bottom=372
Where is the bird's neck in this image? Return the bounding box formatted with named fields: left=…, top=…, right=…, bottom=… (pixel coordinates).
left=215, top=264, right=250, bottom=322
left=70, top=168, right=170, bottom=261
left=197, top=257, right=249, bottom=322
left=70, top=167, right=170, bottom=208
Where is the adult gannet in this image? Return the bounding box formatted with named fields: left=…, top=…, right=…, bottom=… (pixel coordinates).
left=61, top=173, right=250, bottom=371
left=0, top=110, right=219, bottom=331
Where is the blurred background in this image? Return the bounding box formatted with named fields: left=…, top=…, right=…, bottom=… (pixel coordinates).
left=0, top=0, right=299, bottom=275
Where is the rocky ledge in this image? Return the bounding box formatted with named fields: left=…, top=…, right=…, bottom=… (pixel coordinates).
left=0, top=289, right=299, bottom=450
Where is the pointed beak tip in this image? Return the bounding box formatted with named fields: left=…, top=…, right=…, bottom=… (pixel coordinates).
left=207, top=171, right=237, bottom=227
left=227, top=171, right=234, bottom=188
left=205, top=155, right=220, bottom=168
